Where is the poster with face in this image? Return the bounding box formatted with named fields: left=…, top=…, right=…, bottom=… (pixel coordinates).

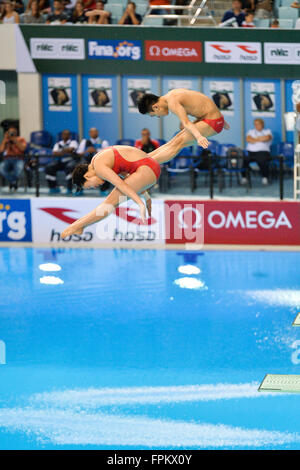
left=251, top=82, right=275, bottom=117
left=48, top=77, right=72, bottom=112
left=88, top=78, right=112, bottom=113
left=127, top=78, right=152, bottom=113
left=209, top=81, right=234, bottom=116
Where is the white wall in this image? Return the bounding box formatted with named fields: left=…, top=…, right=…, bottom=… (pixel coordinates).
left=18, top=73, right=43, bottom=140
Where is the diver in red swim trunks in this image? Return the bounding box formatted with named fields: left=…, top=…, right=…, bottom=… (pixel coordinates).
left=61, top=145, right=161, bottom=239
left=138, top=88, right=230, bottom=164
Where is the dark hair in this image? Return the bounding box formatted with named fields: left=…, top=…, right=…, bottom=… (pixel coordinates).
left=137, top=93, right=160, bottom=114
left=72, top=163, right=89, bottom=190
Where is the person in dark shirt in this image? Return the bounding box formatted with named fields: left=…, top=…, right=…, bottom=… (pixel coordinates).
left=72, top=0, right=87, bottom=22
left=135, top=128, right=160, bottom=153
left=119, top=1, right=142, bottom=25
left=46, top=0, right=68, bottom=23
left=220, top=0, right=245, bottom=26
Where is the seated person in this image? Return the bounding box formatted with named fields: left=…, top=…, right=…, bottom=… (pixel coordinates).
left=220, top=0, right=245, bottom=26
left=26, top=0, right=50, bottom=13
left=291, top=0, right=300, bottom=8
left=0, top=126, right=27, bottom=191
left=45, top=0, right=68, bottom=24
left=135, top=128, right=160, bottom=153
left=1, top=1, right=20, bottom=23
left=241, top=10, right=255, bottom=26
left=254, top=0, right=273, bottom=18
left=71, top=0, right=88, bottom=22
left=23, top=0, right=45, bottom=23
left=241, top=118, right=272, bottom=185
left=85, top=0, right=111, bottom=23
left=45, top=130, right=79, bottom=194
left=77, top=127, right=109, bottom=157
left=119, top=2, right=142, bottom=25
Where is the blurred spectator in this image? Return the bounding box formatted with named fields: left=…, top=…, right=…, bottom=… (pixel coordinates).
left=63, top=0, right=76, bottom=9
left=85, top=0, right=111, bottom=23
left=241, top=118, right=272, bottom=186
left=46, top=130, right=79, bottom=194
left=291, top=0, right=300, bottom=8
left=270, top=18, right=279, bottom=27
left=241, top=10, right=255, bottom=26
left=82, top=0, right=97, bottom=9
left=23, top=0, right=45, bottom=23
left=119, top=2, right=142, bottom=25
left=45, top=0, right=68, bottom=24
left=13, top=0, right=25, bottom=14
left=135, top=128, right=160, bottom=153
left=77, top=127, right=109, bottom=157
left=72, top=0, right=88, bottom=22
left=0, top=1, right=20, bottom=23
left=0, top=126, right=26, bottom=191
left=26, top=0, right=50, bottom=13
left=254, top=0, right=273, bottom=19
left=220, top=0, right=245, bottom=26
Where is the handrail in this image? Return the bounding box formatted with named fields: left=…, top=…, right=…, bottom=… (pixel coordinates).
left=142, top=0, right=216, bottom=26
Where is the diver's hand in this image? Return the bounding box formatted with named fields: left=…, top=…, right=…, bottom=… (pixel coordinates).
left=61, top=225, right=83, bottom=239
left=197, top=135, right=209, bottom=149
left=224, top=121, right=230, bottom=130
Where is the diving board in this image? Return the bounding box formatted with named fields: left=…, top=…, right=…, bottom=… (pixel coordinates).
left=292, top=313, right=300, bottom=327
left=258, top=374, right=300, bottom=393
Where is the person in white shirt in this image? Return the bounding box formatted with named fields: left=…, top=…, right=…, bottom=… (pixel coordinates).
left=77, top=127, right=109, bottom=157
left=76, top=127, right=110, bottom=195
left=241, top=118, right=272, bottom=185
left=46, top=129, right=79, bottom=194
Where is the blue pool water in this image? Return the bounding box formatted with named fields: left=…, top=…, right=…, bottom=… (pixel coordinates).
left=0, top=247, right=299, bottom=450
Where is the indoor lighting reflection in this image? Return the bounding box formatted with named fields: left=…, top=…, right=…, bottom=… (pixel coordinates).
left=39, top=263, right=62, bottom=272
left=174, top=277, right=206, bottom=290
left=178, top=265, right=201, bottom=275
left=39, top=276, right=64, bottom=285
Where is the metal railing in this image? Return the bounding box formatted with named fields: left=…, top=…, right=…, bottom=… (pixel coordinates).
left=142, top=0, right=216, bottom=26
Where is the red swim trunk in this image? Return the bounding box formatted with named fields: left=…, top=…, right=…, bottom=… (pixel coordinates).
left=202, top=115, right=225, bottom=134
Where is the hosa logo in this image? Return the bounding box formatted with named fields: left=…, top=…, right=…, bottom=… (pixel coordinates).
left=0, top=199, right=32, bottom=242
left=30, top=38, right=85, bottom=60
left=88, top=40, right=142, bottom=61
left=145, top=41, right=202, bottom=62
left=205, top=42, right=261, bottom=63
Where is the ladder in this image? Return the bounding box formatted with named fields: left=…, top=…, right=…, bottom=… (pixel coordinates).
left=142, top=0, right=216, bottom=26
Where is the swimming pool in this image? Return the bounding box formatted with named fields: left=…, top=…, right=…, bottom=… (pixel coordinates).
left=0, top=247, right=299, bottom=450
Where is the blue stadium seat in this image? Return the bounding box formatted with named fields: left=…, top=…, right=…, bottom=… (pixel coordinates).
left=156, top=139, right=166, bottom=146
left=217, top=143, right=235, bottom=157
left=30, top=130, right=52, bottom=148
left=280, top=0, right=294, bottom=5
left=116, top=139, right=135, bottom=146
left=278, top=18, right=295, bottom=27
left=278, top=6, right=299, bottom=19
left=253, top=18, right=270, bottom=28
left=206, top=140, right=219, bottom=155
left=107, top=4, right=123, bottom=23
left=142, top=17, right=164, bottom=25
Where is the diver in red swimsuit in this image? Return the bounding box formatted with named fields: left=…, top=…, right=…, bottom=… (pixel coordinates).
left=137, top=88, right=230, bottom=164
left=61, top=145, right=161, bottom=239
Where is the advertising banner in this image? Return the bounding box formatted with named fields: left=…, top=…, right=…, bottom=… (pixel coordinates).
left=264, top=43, right=300, bottom=65
left=145, top=40, right=202, bottom=62
left=0, top=199, right=32, bottom=242
left=30, top=198, right=165, bottom=245
left=42, top=74, right=79, bottom=139
left=250, top=82, right=275, bottom=118
left=88, top=40, right=142, bottom=61
left=205, top=42, right=262, bottom=64
left=208, top=80, right=234, bottom=116
left=30, top=38, right=85, bottom=60
left=87, top=77, right=113, bottom=113
left=165, top=200, right=300, bottom=245
left=47, top=76, right=72, bottom=112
